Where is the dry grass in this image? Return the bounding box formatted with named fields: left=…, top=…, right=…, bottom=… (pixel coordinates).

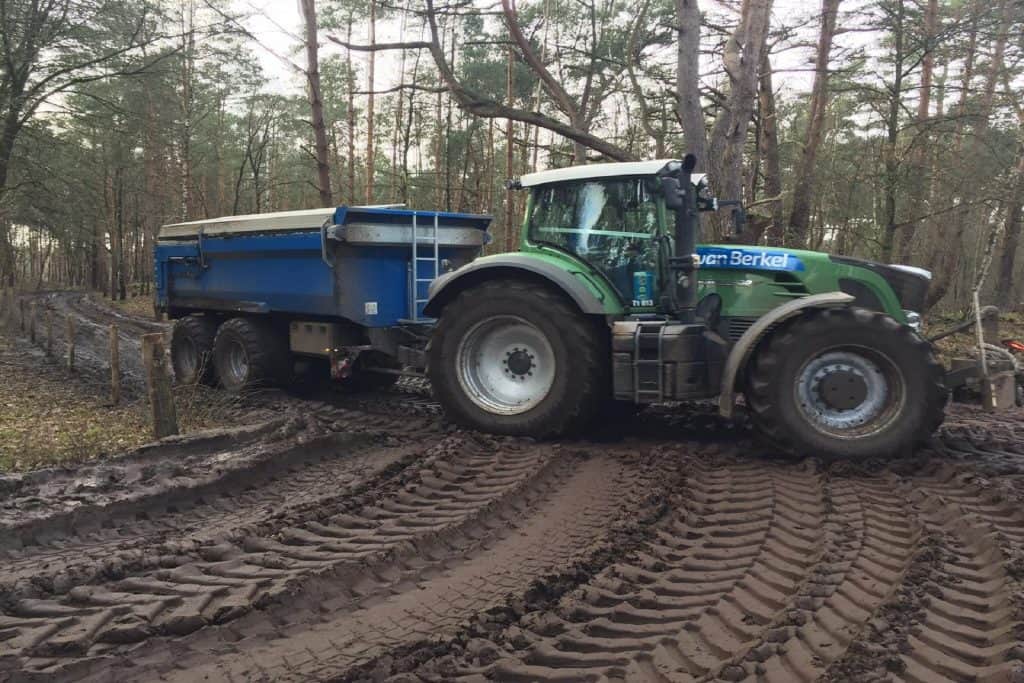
left=0, top=332, right=250, bottom=472
left=107, top=292, right=160, bottom=321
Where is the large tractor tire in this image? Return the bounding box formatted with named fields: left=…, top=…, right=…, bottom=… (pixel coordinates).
left=171, top=315, right=219, bottom=385
left=212, top=317, right=290, bottom=392
left=744, top=307, right=947, bottom=460
left=427, top=279, right=606, bottom=437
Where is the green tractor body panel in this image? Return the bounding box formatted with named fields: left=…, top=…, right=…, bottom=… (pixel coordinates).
left=694, top=246, right=910, bottom=327
left=511, top=178, right=923, bottom=330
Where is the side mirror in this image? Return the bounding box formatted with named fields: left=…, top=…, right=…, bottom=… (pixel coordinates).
left=732, top=207, right=746, bottom=235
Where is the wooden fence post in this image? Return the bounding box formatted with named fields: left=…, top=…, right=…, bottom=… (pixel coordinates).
left=28, top=302, right=36, bottom=343
left=110, top=324, right=121, bottom=406
left=143, top=333, right=178, bottom=439
left=66, top=316, right=75, bottom=371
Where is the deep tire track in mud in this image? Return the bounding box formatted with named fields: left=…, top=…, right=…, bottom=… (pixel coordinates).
left=117, top=446, right=668, bottom=683
left=827, top=468, right=1024, bottom=683
left=1, top=433, right=582, bottom=680
left=462, top=455, right=905, bottom=682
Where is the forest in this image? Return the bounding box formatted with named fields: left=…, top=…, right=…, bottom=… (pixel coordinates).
left=1, top=0, right=1022, bottom=313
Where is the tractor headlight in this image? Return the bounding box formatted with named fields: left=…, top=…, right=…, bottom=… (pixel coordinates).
left=904, top=310, right=922, bottom=332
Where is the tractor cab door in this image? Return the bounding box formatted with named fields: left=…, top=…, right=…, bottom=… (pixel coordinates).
left=527, top=177, right=663, bottom=310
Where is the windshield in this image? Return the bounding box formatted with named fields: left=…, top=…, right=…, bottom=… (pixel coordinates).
left=528, top=178, right=661, bottom=307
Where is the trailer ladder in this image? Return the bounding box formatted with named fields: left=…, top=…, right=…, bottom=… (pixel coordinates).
left=633, top=322, right=665, bottom=403
left=408, top=212, right=441, bottom=322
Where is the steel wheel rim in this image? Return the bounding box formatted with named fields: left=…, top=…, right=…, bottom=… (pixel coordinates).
left=455, top=315, right=556, bottom=415
left=794, top=347, right=905, bottom=439
left=225, top=340, right=249, bottom=386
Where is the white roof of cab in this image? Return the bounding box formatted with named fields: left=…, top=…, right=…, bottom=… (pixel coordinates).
left=160, top=207, right=335, bottom=239
left=518, top=159, right=706, bottom=188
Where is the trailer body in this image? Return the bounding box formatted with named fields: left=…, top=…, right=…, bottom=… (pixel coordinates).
left=156, top=206, right=491, bottom=385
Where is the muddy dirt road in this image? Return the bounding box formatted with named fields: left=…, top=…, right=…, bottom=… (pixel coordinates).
left=2, top=294, right=1024, bottom=682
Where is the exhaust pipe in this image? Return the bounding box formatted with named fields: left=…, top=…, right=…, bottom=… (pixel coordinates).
left=658, top=154, right=700, bottom=323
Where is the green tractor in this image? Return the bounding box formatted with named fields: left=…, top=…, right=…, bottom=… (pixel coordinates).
left=424, top=156, right=950, bottom=459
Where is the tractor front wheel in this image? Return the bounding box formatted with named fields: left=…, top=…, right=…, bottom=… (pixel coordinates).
left=745, top=307, right=947, bottom=460
left=427, top=279, right=605, bottom=437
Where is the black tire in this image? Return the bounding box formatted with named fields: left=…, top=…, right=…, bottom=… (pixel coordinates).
left=212, top=317, right=290, bottom=392
left=427, top=278, right=606, bottom=437
left=744, top=307, right=947, bottom=460
left=171, top=315, right=219, bottom=385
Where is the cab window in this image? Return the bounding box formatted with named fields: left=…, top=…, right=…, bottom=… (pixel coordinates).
left=528, top=178, right=660, bottom=307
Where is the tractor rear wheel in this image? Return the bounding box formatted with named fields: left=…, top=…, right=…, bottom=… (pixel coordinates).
left=427, top=279, right=606, bottom=437
left=745, top=307, right=946, bottom=460
left=171, top=315, right=218, bottom=385
left=213, top=317, right=290, bottom=392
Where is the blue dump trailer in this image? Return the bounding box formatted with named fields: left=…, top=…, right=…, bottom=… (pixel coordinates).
left=155, top=206, right=492, bottom=391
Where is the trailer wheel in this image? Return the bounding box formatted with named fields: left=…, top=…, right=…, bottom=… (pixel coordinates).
left=171, top=315, right=219, bottom=385
left=213, top=317, right=289, bottom=392
left=428, top=279, right=606, bottom=437
left=745, top=307, right=947, bottom=460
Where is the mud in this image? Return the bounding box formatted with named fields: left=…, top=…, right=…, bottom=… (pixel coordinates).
left=2, top=293, right=1024, bottom=682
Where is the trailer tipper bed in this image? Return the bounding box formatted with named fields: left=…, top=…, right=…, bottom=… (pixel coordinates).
left=156, top=206, right=491, bottom=390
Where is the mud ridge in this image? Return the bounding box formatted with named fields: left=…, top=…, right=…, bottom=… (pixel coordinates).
left=0, top=428, right=423, bottom=607
left=1, top=434, right=562, bottom=679
left=108, top=442, right=671, bottom=683
left=335, top=442, right=694, bottom=683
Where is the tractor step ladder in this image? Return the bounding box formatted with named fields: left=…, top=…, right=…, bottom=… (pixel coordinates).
left=633, top=322, right=665, bottom=403
left=409, top=212, right=441, bottom=322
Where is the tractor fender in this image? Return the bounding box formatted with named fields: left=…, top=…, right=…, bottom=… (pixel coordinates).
left=423, top=254, right=607, bottom=317
left=718, top=292, right=855, bottom=419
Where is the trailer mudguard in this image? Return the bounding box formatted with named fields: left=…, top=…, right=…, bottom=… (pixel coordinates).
left=718, top=291, right=855, bottom=419
left=423, top=254, right=607, bottom=317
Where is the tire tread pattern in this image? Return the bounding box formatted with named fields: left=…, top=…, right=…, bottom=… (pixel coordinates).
left=745, top=307, right=947, bottom=459
left=427, top=278, right=606, bottom=437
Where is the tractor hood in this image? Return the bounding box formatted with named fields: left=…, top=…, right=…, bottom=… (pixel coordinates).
left=828, top=254, right=931, bottom=314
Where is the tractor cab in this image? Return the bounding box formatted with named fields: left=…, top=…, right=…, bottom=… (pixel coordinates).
left=516, top=159, right=714, bottom=314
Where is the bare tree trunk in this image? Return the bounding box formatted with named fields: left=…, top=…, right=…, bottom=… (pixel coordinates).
left=878, top=0, right=905, bottom=263
left=346, top=17, right=356, bottom=204
left=505, top=44, right=515, bottom=252
left=300, top=0, right=333, bottom=207
left=787, top=0, right=841, bottom=247
left=997, top=145, right=1024, bottom=309
left=365, top=0, right=376, bottom=204
left=758, top=51, right=784, bottom=246
left=676, top=0, right=706, bottom=166
left=706, top=0, right=774, bottom=239
left=927, top=0, right=1007, bottom=309
left=179, top=1, right=196, bottom=221
left=896, top=0, right=937, bottom=262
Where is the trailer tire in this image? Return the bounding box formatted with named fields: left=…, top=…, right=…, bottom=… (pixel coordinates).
left=171, top=315, right=219, bottom=385
left=427, top=278, right=606, bottom=437
left=744, top=307, right=947, bottom=460
left=213, top=317, right=290, bottom=392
